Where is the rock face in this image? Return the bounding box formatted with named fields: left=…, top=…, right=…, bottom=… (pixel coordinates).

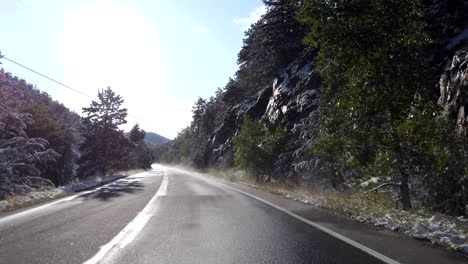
left=209, top=87, right=272, bottom=168
left=209, top=55, right=323, bottom=181
left=261, top=58, right=322, bottom=181
left=438, top=48, right=468, bottom=135
left=208, top=1, right=467, bottom=181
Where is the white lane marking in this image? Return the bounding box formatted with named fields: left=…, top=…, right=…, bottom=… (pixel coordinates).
left=218, top=183, right=400, bottom=264
left=83, top=170, right=168, bottom=264
left=161, top=166, right=400, bottom=264
left=0, top=171, right=155, bottom=226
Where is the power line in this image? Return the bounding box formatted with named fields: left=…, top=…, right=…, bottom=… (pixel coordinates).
left=14, top=0, right=46, bottom=20
left=1, top=56, right=95, bottom=100
left=0, top=54, right=147, bottom=126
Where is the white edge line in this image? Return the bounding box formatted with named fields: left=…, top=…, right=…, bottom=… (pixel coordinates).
left=83, top=169, right=168, bottom=264
left=155, top=165, right=400, bottom=264
left=0, top=171, right=151, bottom=225
left=217, top=181, right=400, bottom=264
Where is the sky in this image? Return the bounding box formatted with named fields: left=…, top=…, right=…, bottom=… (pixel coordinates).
left=0, top=0, right=266, bottom=139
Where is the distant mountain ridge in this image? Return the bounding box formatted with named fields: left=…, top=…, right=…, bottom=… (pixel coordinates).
left=145, top=132, right=170, bottom=145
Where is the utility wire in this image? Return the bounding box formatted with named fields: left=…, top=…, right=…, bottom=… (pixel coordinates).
left=15, top=0, right=46, bottom=20
left=0, top=54, right=147, bottom=126
left=1, top=56, right=95, bottom=100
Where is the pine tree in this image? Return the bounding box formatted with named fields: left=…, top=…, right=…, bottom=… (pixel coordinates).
left=77, top=87, right=132, bottom=178
left=299, top=0, right=432, bottom=209
left=233, top=118, right=287, bottom=182
left=0, top=112, right=59, bottom=198
left=19, top=105, right=65, bottom=185
left=236, top=0, right=305, bottom=96
left=128, top=124, right=153, bottom=169
left=129, top=123, right=146, bottom=143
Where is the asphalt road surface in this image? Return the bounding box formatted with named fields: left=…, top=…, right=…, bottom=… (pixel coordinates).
left=0, top=165, right=466, bottom=264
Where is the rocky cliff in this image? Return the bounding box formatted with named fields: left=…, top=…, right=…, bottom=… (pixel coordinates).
left=162, top=0, right=467, bottom=187
left=438, top=48, right=468, bottom=135
left=209, top=44, right=468, bottom=184
left=208, top=54, right=323, bottom=182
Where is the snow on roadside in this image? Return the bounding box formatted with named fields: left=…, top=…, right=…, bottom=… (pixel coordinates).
left=350, top=211, right=468, bottom=254
left=0, top=188, right=65, bottom=212
left=278, top=187, right=468, bottom=254
left=213, top=170, right=468, bottom=255
left=0, top=175, right=127, bottom=212
left=62, top=175, right=126, bottom=192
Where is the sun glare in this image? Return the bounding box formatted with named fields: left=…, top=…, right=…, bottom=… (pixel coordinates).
left=59, top=2, right=186, bottom=136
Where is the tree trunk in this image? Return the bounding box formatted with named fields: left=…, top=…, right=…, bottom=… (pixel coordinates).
left=399, top=172, right=412, bottom=210
left=393, top=134, right=412, bottom=210
left=256, top=174, right=262, bottom=183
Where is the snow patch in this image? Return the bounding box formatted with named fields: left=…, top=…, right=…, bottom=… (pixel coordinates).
left=62, top=175, right=126, bottom=192
left=460, top=244, right=468, bottom=254
left=0, top=188, right=64, bottom=211
left=359, top=177, right=380, bottom=188
left=239, top=181, right=468, bottom=255
left=0, top=175, right=127, bottom=212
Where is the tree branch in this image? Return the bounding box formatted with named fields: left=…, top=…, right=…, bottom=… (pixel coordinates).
left=368, top=182, right=400, bottom=193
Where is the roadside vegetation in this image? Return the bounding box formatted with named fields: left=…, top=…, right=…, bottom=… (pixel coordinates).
left=0, top=168, right=148, bottom=213
left=233, top=118, right=287, bottom=182
left=159, top=0, right=467, bottom=216
left=204, top=168, right=468, bottom=254
left=1, top=0, right=466, bottom=256
left=0, top=67, right=154, bottom=205
left=156, top=0, right=467, bottom=254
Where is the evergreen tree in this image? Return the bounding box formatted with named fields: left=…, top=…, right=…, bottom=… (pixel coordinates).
left=19, top=105, right=65, bottom=185
left=128, top=124, right=153, bottom=169
left=0, top=68, right=82, bottom=187
left=221, top=78, right=243, bottom=106
left=190, top=98, right=210, bottom=168
left=233, top=118, right=287, bottom=182
left=129, top=123, right=146, bottom=143
left=236, top=0, right=305, bottom=96
left=61, top=128, right=80, bottom=185
left=77, top=87, right=132, bottom=178
left=299, top=0, right=433, bottom=209
left=233, top=118, right=265, bottom=181
left=0, top=112, right=59, bottom=198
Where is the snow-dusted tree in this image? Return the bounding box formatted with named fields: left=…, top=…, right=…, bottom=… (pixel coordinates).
left=19, top=105, right=65, bottom=185
left=0, top=112, right=60, bottom=199
left=77, top=87, right=132, bottom=178
left=0, top=68, right=82, bottom=186
left=60, top=128, right=80, bottom=185
left=235, top=0, right=305, bottom=96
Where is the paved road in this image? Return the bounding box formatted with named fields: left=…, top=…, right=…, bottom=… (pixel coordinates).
left=0, top=165, right=466, bottom=264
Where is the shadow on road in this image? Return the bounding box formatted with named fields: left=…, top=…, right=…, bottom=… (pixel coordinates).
left=78, top=180, right=145, bottom=201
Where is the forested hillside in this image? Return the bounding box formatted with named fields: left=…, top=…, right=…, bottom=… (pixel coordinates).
left=0, top=66, right=154, bottom=200
left=158, top=0, right=468, bottom=216
left=145, top=132, right=170, bottom=145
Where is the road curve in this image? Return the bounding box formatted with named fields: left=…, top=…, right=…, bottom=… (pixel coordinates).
left=0, top=165, right=466, bottom=264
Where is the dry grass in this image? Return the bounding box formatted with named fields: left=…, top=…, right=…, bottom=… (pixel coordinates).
left=203, top=168, right=468, bottom=253
left=0, top=190, right=70, bottom=213
left=0, top=168, right=148, bottom=213
left=207, top=168, right=396, bottom=218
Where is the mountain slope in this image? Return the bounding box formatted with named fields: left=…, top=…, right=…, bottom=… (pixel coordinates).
left=144, top=132, right=170, bottom=145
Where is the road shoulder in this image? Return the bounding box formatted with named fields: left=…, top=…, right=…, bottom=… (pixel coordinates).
left=208, top=175, right=468, bottom=264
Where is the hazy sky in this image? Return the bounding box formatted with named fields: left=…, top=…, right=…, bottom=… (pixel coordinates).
left=0, top=0, right=266, bottom=138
